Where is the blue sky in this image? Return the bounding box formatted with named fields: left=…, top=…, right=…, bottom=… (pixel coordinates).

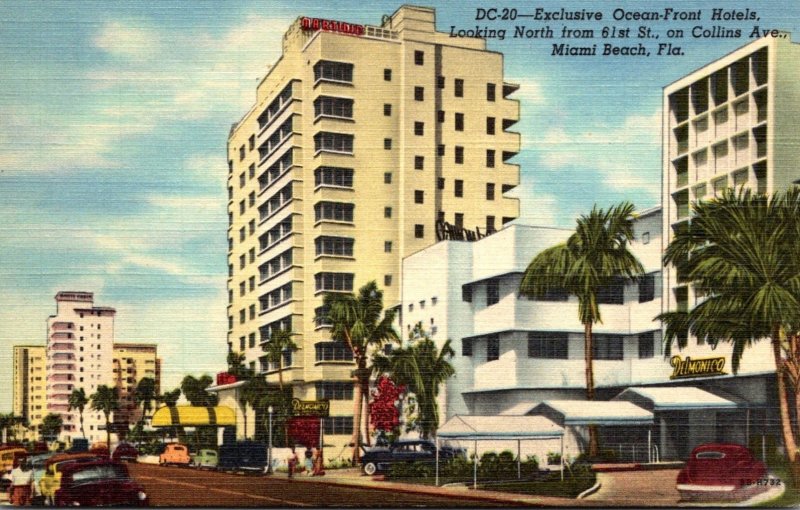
left=1, top=0, right=797, bottom=412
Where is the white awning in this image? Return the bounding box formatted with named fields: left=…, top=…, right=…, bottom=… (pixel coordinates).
left=613, top=386, right=743, bottom=411
left=531, top=400, right=654, bottom=426
left=437, top=415, right=563, bottom=439
left=499, top=402, right=538, bottom=416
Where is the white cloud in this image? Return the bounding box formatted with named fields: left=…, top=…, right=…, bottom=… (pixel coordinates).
left=92, top=21, right=163, bottom=60
left=507, top=75, right=545, bottom=107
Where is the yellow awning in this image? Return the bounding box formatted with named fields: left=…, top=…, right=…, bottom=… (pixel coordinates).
left=151, top=406, right=236, bottom=427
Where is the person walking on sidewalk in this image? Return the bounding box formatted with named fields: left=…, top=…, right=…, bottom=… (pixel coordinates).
left=287, top=447, right=298, bottom=479
left=9, top=459, right=33, bottom=506
left=304, top=447, right=313, bottom=476
left=312, top=448, right=325, bottom=476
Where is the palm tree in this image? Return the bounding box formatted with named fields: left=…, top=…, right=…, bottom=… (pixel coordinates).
left=157, top=388, right=181, bottom=409
left=262, top=329, right=298, bottom=392
left=373, top=323, right=455, bottom=439
left=320, top=281, right=399, bottom=463
left=90, top=385, right=119, bottom=450
left=0, top=413, right=13, bottom=443
left=658, top=188, right=800, bottom=463
left=134, top=378, right=157, bottom=427
left=519, top=202, right=644, bottom=457
left=68, top=388, right=89, bottom=438
left=181, top=375, right=219, bottom=407
left=239, top=376, right=269, bottom=439
left=227, top=351, right=250, bottom=379
left=40, top=413, right=63, bottom=441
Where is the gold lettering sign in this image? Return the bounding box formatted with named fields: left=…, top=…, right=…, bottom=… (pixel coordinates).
left=291, top=398, right=330, bottom=417
left=670, top=355, right=727, bottom=379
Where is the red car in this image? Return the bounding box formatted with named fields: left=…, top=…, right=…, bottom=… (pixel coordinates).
left=677, top=443, right=768, bottom=501
left=53, top=460, right=148, bottom=507
left=111, top=442, right=139, bottom=463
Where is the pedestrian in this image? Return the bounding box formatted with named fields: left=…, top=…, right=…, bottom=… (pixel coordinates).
left=9, top=459, right=33, bottom=506
left=312, top=448, right=325, bottom=476
left=287, top=446, right=298, bottom=479
left=304, top=447, right=313, bottom=476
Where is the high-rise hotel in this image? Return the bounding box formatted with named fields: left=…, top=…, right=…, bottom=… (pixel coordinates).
left=223, top=5, right=520, bottom=444
left=662, top=35, right=800, bottom=373
left=12, top=345, right=47, bottom=437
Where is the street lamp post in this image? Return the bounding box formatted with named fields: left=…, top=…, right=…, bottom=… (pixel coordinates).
left=267, top=405, right=274, bottom=475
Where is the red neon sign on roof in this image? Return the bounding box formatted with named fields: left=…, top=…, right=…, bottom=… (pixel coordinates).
left=301, top=17, right=365, bottom=37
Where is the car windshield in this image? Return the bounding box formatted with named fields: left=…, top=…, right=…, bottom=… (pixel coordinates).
left=71, top=464, right=130, bottom=484
left=695, top=451, right=725, bottom=459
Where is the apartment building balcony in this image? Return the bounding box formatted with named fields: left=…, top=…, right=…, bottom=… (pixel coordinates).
left=51, top=363, right=75, bottom=371
left=49, top=374, right=74, bottom=382
left=47, top=404, right=70, bottom=412
left=51, top=321, right=75, bottom=331
left=52, top=384, right=73, bottom=391
left=50, top=342, right=75, bottom=351
left=50, top=332, right=74, bottom=341
left=51, top=352, right=75, bottom=361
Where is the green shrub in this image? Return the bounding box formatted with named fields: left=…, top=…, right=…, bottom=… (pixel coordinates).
left=388, top=461, right=433, bottom=479
left=439, top=456, right=474, bottom=478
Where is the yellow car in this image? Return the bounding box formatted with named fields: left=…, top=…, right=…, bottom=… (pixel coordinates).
left=0, top=447, right=26, bottom=474
left=38, top=453, right=100, bottom=505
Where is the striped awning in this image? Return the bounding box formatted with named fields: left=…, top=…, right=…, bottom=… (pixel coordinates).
left=150, top=406, right=236, bottom=427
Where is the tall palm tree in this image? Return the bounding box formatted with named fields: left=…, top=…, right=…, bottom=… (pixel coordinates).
left=659, top=188, right=800, bottom=463
left=40, top=413, right=63, bottom=441
left=373, top=323, right=455, bottom=439
left=68, top=388, right=89, bottom=438
left=90, top=385, right=119, bottom=450
left=519, top=202, right=644, bottom=457
left=157, top=388, right=181, bottom=409
left=320, top=281, right=399, bottom=463
left=262, top=329, right=298, bottom=392
left=134, top=377, right=157, bottom=427
left=239, top=376, right=269, bottom=439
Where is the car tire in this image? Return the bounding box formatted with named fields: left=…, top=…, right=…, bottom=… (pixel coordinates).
left=363, top=462, right=377, bottom=476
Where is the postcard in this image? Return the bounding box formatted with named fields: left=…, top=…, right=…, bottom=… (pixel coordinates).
left=1, top=0, right=799, bottom=507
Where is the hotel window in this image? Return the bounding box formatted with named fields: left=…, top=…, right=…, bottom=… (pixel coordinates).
left=384, top=207, right=392, bottom=218
left=384, top=104, right=391, bottom=116
left=316, top=382, right=354, bottom=400
left=249, top=135, right=255, bottom=151
left=315, top=342, right=354, bottom=362
left=486, top=335, right=500, bottom=361
left=228, top=160, right=233, bottom=174
left=323, top=416, right=353, bottom=436
left=239, top=336, right=246, bottom=350
left=593, top=335, right=623, bottom=360
left=596, top=277, right=625, bottom=305
left=641, top=232, right=650, bottom=245
left=314, top=96, right=354, bottom=120
left=437, top=144, right=445, bottom=156
left=239, top=281, right=246, bottom=296
left=414, top=87, right=424, bottom=101
left=315, top=167, right=354, bottom=188
left=249, top=192, right=255, bottom=207
left=314, top=202, right=354, bottom=222
left=455, top=78, right=464, bottom=97
left=454, top=213, right=463, bottom=229
left=638, top=332, right=655, bottom=359
left=437, top=76, right=445, bottom=89
left=239, top=145, right=245, bottom=161
left=384, top=138, right=392, bottom=150
left=249, top=333, right=256, bottom=349
left=384, top=274, right=392, bottom=287
left=384, top=172, right=392, bottom=184
left=315, top=272, right=354, bottom=292
left=455, top=146, right=464, bottom=164
left=239, top=309, right=246, bottom=324
left=486, top=216, right=495, bottom=233
left=414, top=122, right=424, bottom=136
left=486, top=279, right=500, bottom=305
left=239, top=254, right=246, bottom=269
left=437, top=178, right=445, bottom=190
left=455, top=113, right=464, bottom=131
left=384, top=69, right=392, bottom=81
left=455, top=180, right=463, bottom=197
left=437, top=110, right=445, bottom=123
left=414, top=50, right=424, bottom=65
left=313, top=60, right=354, bottom=84
left=414, top=190, right=424, bottom=204
left=314, top=132, right=354, bottom=154
left=414, top=156, right=424, bottom=170
left=249, top=163, right=255, bottom=179
left=462, top=285, right=472, bottom=302
left=487, top=83, right=496, bottom=101
left=486, top=117, right=495, bottom=135
left=437, top=211, right=445, bottom=222
left=638, top=273, right=656, bottom=303
left=486, top=183, right=495, bottom=200
left=249, top=219, right=255, bottom=235
left=239, top=173, right=246, bottom=188
left=315, top=236, right=354, bottom=257
left=462, top=339, right=473, bottom=356
left=528, top=332, right=568, bottom=359
left=414, top=224, right=424, bottom=238
left=239, top=200, right=246, bottom=215
left=249, top=276, right=255, bottom=292
left=384, top=241, right=392, bottom=253
left=486, top=150, right=495, bottom=168
left=249, top=304, right=256, bottom=320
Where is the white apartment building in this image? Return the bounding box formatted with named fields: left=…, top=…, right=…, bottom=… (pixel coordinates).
left=46, top=291, right=116, bottom=443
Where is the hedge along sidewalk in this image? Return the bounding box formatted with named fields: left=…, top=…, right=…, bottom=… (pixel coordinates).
left=279, top=468, right=597, bottom=507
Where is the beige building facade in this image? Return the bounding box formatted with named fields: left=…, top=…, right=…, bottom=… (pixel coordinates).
left=112, top=343, right=160, bottom=427
left=12, top=345, right=47, bottom=437
left=222, top=5, right=520, bottom=447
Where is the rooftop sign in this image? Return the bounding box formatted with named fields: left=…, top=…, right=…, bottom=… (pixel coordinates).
left=436, top=220, right=494, bottom=242
left=301, top=17, right=365, bottom=37
left=670, top=355, right=727, bottom=379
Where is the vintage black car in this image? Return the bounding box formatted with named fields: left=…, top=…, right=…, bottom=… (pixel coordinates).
left=218, top=440, right=268, bottom=473
left=360, top=439, right=465, bottom=475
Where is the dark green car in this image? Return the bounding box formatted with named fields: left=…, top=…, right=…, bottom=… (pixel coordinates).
left=190, top=449, right=218, bottom=469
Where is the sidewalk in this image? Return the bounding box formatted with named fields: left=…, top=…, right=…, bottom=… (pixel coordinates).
left=279, top=468, right=593, bottom=506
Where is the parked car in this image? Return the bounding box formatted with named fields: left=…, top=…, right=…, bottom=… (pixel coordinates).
left=677, top=443, right=768, bottom=501
left=66, top=438, right=89, bottom=453
left=112, top=442, right=139, bottom=463
left=361, top=439, right=465, bottom=475
left=53, top=459, right=148, bottom=507
left=39, top=452, right=102, bottom=505
left=218, top=441, right=267, bottom=473
left=191, top=449, right=219, bottom=469
left=0, top=446, right=27, bottom=473
left=159, top=443, right=191, bottom=466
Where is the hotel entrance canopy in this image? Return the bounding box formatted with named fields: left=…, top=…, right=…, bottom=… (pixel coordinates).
left=612, top=386, right=744, bottom=411
left=530, top=400, right=655, bottom=426
left=151, top=405, right=236, bottom=427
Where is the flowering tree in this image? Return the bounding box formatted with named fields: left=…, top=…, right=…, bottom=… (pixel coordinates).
left=369, top=376, right=404, bottom=435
